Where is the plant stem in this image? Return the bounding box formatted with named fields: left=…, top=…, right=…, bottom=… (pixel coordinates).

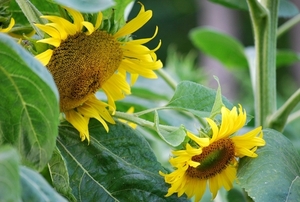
left=247, top=0, right=279, bottom=127
left=156, top=68, right=177, bottom=91
left=277, top=13, right=300, bottom=38
left=115, top=111, right=178, bottom=132
left=269, top=88, right=300, bottom=131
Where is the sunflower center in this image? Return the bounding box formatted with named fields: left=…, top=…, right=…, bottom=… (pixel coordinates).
left=186, top=138, right=235, bottom=179
left=46, top=30, right=123, bottom=111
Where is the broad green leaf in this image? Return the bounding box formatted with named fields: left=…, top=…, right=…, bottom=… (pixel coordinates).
left=20, top=166, right=67, bottom=202
left=209, top=0, right=299, bottom=17
left=189, top=27, right=249, bottom=69
left=48, top=147, right=76, bottom=202
left=209, top=0, right=248, bottom=10
left=154, top=110, right=186, bottom=146
left=0, top=34, right=59, bottom=171
left=237, top=129, right=300, bottom=202
left=57, top=120, right=188, bottom=202
left=0, top=145, right=21, bottom=202
left=53, top=0, right=115, bottom=13
left=278, top=0, right=299, bottom=18
left=166, top=81, right=233, bottom=118
left=276, top=50, right=300, bottom=68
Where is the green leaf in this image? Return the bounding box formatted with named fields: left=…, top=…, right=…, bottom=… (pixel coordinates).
left=20, top=166, right=67, bottom=202
left=0, top=34, right=59, bottom=171
left=154, top=110, right=186, bottom=147
left=276, top=50, right=300, bottom=68
left=189, top=27, right=248, bottom=69
left=208, top=0, right=248, bottom=10
left=208, top=0, right=299, bottom=17
left=237, top=129, right=300, bottom=202
left=210, top=76, right=224, bottom=119
left=0, top=145, right=21, bottom=202
left=278, top=0, right=299, bottom=18
left=57, top=120, right=188, bottom=202
left=48, top=147, right=76, bottom=202
left=102, top=0, right=133, bottom=22
left=166, top=81, right=233, bottom=118
left=53, top=0, right=115, bottom=13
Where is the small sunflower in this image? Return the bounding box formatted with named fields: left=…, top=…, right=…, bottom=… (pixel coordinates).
left=0, top=18, right=15, bottom=33
left=159, top=105, right=265, bottom=201
left=34, top=4, right=162, bottom=141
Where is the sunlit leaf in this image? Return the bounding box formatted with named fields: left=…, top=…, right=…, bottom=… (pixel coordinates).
left=166, top=81, right=233, bottom=118
left=238, top=129, right=300, bottom=202
left=0, top=145, right=21, bottom=202
left=53, top=0, right=115, bottom=13
left=154, top=110, right=186, bottom=146
left=57, top=120, right=188, bottom=201
left=0, top=34, right=59, bottom=171
left=21, top=166, right=67, bottom=201
left=189, top=27, right=249, bottom=69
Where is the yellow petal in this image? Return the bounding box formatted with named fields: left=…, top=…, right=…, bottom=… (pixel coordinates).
left=94, top=12, right=103, bottom=30
left=65, top=110, right=90, bottom=141
left=37, top=38, right=61, bottom=47
left=64, top=7, right=84, bottom=31
left=35, top=24, right=61, bottom=39
left=35, top=49, right=53, bottom=66
left=0, top=18, right=15, bottom=33
left=114, top=6, right=152, bottom=38
left=41, top=16, right=78, bottom=35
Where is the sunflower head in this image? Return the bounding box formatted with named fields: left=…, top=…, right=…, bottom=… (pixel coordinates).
left=34, top=4, right=162, bottom=142
left=160, top=105, right=266, bottom=201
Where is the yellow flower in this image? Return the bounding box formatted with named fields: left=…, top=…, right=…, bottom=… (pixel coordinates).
left=159, top=105, right=265, bottom=201
left=34, top=4, right=162, bottom=142
left=0, top=18, right=15, bottom=33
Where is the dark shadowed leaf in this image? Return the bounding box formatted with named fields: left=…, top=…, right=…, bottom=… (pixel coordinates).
left=0, top=34, right=59, bottom=171
left=238, top=129, right=300, bottom=202
left=57, top=120, right=188, bottom=202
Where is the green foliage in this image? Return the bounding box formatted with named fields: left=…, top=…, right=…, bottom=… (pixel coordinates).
left=276, top=50, right=300, bottom=68
left=189, top=27, right=249, bottom=69
left=166, top=81, right=233, bottom=117
left=0, top=146, right=21, bottom=202
left=57, top=120, right=188, bottom=201
left=209, top=0, right=299, bottom=17
left=238, top=129, right=300, bottom=202
left=0, top=34, right=59, bottom=171
left=53, top=0, right=115, bottom=13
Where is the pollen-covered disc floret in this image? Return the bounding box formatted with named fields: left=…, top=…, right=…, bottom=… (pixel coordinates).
left=34, top=4, right=162, bottom=142
left=159, top=105, right=266, bottom=202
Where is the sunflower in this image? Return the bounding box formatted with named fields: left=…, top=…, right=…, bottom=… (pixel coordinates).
left=0, top=18, right=14, bottom=33
left=159, top=105, right=265, bottom=201
left=34, top=4, right=162, bottom=142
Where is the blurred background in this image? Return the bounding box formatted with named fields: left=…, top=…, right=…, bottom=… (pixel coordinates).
left=128, top=0, right=300, bottom=148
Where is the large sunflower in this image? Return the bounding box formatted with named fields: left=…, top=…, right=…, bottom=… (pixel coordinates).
left=34, top=4, right=162, bottom=142
left=159, top=105, right=265, bottom=201
left=0, top=18, right=14, bottom=33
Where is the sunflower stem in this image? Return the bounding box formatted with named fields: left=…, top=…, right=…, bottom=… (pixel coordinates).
left=156, top=68, right=177, bottom=91
left=115, top=111, right=179, bottom=132
left=246, top=0, right=279, bottom=128
left=277, top=13, right=300, bottom=39
left=268, top=88, right=300, bottom=131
